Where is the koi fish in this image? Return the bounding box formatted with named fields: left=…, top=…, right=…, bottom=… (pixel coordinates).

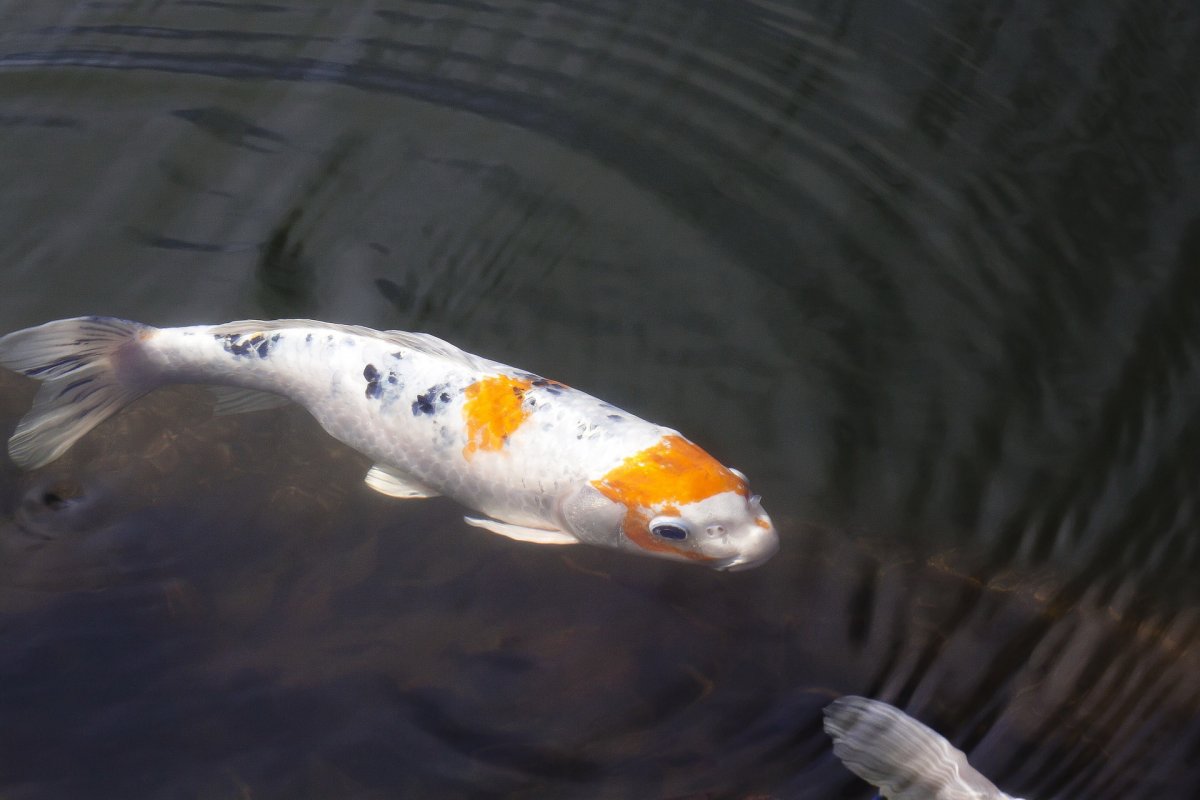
left=824, top=696, right=1027, bottom=800
left=0, top=317, right=778, bottom=570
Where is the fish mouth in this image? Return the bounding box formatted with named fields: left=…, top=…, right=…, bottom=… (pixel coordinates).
left=713, top=530, right=780, bottom=571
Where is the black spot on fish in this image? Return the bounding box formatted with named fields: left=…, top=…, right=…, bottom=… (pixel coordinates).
left=363, top=364, right=388, bottom=399
left=391, top=351, right=405, bottom=359
left=607, top=414, right=624, bottom=422
left=305, top=333, right=313, bottom=343
left=222, top=334, right=247, bottom=357
left=532, top=378, right=566, bottom=395
left=364, top=363, right=401, bottom=400
left=222, top=331, right=268, bottom=359
left=412, top=383, right=450, bottom=416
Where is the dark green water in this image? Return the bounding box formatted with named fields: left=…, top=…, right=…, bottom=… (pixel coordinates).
left=0, top=1, right=1197, bottom=798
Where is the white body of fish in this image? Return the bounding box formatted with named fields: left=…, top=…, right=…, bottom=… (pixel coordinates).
left=824, top=696, right=1027, bottom=800
left=0, top=317, right=778, bottom=570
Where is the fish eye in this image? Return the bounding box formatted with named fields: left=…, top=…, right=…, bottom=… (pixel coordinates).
left=650, top=521, right=689, bottom=540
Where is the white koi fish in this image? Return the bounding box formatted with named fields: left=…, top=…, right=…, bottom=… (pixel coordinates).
left=0, top=317, right=778, bottom=570
left=824, top=696, right=1027, bottom=800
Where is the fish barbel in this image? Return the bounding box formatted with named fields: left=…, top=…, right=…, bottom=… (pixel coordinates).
left=0, top=317, right=778, bottom=570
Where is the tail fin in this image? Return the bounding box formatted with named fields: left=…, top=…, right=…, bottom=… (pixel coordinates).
left=823, top=696, right=1013, bottom=799
left=0, top=316, right=154, bottom=469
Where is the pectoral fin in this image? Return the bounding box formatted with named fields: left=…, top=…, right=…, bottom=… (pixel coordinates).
left=365, top=464, right=440, bottom=498
left=464, top=516, right=579, bottom=545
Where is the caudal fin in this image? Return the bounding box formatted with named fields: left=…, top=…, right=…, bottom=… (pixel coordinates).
left=0, top=316, right=154, bottom=469
left=823, top=696, right=1015, bottom=800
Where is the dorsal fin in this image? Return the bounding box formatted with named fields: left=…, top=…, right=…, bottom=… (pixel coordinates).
left=380, top=329, right=499, bottom=371
left=207, top=320, right=494, bottom=372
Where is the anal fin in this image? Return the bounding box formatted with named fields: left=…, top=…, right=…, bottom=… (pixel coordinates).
left=464, top=516, right=579, bottom=545
left=365, top=464, right=440, bottom=498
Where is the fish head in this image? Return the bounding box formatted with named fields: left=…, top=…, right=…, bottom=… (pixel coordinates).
left=559, top=435, right=779, bottom=570
left=643, top=489, right=779, bottom=571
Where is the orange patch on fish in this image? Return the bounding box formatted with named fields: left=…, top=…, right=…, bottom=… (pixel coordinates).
left=755, top=517, right=772, bottom=529
left=462, top=374, right=533, bottom=458
left=591, top=435, right=747, bottom=509
left=591, top=435, right=746, bottom=559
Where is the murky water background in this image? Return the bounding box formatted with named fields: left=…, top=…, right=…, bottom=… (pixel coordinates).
left=1, top=1, right=1198, bottom=798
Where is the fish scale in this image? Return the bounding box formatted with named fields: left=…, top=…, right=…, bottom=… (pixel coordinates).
left=0, top=316, right=779, bottom=570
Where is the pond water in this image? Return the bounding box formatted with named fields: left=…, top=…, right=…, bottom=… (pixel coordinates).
left=1, top=1, right=1198, bottom=798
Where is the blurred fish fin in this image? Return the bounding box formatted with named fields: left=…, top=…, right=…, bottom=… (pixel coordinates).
left=381, top=329, right=492, bottom=371
left=207, top=319, right=493, bottom=372
left=211, top=386, right=290, bottom=415
left=823, top=696, right=1005, bottom=800
left=464, top=516, right=579, bottom=545
left=0, top=316, right=154, bottom=469
left=365, top=464, right=440, bottom=498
